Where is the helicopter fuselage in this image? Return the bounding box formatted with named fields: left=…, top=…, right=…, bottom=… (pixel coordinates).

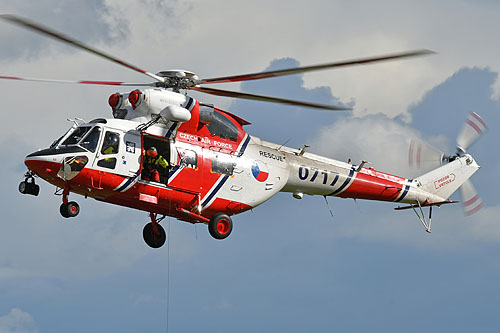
left=23, top=90, right=452, bottom=225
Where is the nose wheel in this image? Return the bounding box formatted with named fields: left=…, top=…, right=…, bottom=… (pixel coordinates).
left=19, top=172, right=39, bottom=196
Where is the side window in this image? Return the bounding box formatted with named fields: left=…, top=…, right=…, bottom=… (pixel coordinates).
left=177, top=148, right=197, bottom=169
left=97, top=157, right=117, bottom=169
left=206, top=111, right=239, bottom=141
left=80, top=127, right=101, bottom=153
left=211, top=153, right=235, bottom=175
left=101, top=131, right=120, bottom=155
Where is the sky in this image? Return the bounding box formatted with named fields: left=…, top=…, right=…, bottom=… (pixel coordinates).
left=0, top=0, right=499, bottom=332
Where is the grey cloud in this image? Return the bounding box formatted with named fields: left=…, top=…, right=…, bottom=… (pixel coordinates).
left=0, top=308, right=38, bottom=333
left=0, top=0, right=123, bottom=61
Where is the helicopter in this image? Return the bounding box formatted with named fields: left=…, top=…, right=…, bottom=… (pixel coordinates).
left=1, top=15, right=486, bottom=248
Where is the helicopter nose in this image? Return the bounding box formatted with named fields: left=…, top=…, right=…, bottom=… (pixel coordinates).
left=24, top=152, right=60, bottom=179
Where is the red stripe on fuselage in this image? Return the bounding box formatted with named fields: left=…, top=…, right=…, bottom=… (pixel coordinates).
left=338, top=171, right=403, bottom=201
left=25, top=158, right=252, bottom=223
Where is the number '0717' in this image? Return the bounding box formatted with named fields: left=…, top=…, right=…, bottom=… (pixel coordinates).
left=298, top=166, right=339, bottom=186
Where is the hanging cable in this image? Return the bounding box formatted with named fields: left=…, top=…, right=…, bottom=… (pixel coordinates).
left=323, top=196, right=334, bottom=222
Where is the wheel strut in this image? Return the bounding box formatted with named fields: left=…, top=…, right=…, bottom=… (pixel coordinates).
left=59, top=188, right=80, bottom=218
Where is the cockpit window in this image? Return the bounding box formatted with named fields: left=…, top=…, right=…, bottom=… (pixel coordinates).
left=206, top=111, right=239, bottom=141
left=61, top=126, right=92, bottom=146
left=80, top=127, right=102, bottom=153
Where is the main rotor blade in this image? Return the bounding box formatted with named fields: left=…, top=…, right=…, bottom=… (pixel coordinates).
left=191, top=86, right=351, bottom=111
left=0, top=75, right=154, bottom=86
left=0, top=14, right=165, bottom=83
left=198, top=49, right=435, bottom=85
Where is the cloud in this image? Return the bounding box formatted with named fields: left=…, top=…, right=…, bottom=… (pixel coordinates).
left=0, top=308, right=38, bottom=333
left=312, top=114, right=419, bottom=177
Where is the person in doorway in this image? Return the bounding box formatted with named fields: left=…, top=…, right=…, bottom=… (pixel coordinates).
left=142, top=146, right=169, bottom=182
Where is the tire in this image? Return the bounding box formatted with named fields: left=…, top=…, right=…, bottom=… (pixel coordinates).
left=60, top=203, right=70, bottom=218
left=19, top=181, right=27, bottom=194
left=143, top=222, right=166, bottom=248
left=66, top=201, right=80, bottom=217
left=60, top=201, right=79, bottom=218
left=32, top=184, right=40, bottom=196
left=208, top=213, right=233, bottom=240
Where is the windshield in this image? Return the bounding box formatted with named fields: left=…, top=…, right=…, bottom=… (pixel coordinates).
left=61, top=126, right=92, bottom=146
left=80, top=127, right=102, bottom=153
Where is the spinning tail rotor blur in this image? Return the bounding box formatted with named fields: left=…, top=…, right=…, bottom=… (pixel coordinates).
left=409, top=112, right=487, bottom=216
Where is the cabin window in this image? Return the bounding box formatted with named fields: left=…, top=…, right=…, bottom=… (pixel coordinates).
left=206, top=111, right=238, bottom=141
left=97, top=157, right=117, bottom=169
left=61, top=126, right=92, bottom=146
left=211, top=153, right=235, bottom=175
left=80, top=127, right=101, bottom=153
left=177, top=148, right=197, bottom=169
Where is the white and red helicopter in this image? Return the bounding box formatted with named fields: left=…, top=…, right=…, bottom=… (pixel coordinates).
left=2, top=15, right=487, bottom=248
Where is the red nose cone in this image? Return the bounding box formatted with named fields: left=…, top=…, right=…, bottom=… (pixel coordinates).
left=108, top=93, right=120, bottom=108
left=128, top=90, right=142, bottom=109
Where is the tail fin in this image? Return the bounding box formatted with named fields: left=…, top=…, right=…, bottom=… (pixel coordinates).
left=415, top=154, right=480, bottom=200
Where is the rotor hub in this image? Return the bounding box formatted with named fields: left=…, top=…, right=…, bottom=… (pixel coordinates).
left=156, top=70, right=199, bottom=90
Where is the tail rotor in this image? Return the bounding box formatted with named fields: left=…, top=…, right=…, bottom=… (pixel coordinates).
left=409, top=112, right=487, bottom=216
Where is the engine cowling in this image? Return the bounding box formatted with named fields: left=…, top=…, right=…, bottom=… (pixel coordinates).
left=111, top=88, right=193, bottom=123
left=159, top=105, right=191, bottom=122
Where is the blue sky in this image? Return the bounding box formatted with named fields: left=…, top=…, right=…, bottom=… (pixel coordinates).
left=1, top=1, right=500, bottom=332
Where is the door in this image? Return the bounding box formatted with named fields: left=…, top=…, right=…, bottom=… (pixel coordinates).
left=93, top=129, right=141, bottom=177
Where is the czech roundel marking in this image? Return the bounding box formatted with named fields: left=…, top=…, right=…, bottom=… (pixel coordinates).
left=252, top=160, right=269, bottom=182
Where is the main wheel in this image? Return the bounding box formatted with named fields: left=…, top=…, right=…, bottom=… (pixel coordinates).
left=143, top=222, right=166, bottom=248
left=208, top=213, right=233, bottom=240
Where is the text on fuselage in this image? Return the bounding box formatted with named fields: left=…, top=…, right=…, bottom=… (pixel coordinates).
left=259, top=150, right=285, bottom=162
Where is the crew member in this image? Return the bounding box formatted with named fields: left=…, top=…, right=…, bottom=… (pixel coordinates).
left=142, top=146, right=169, bottom=182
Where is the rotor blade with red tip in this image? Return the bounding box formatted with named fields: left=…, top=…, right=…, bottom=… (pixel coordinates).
left=409, top=138, right=445, bottom=169
left=191, top=86, right=351, bottom=111
left=198, top=49, right=435, bottom=84
left=456, top=112, right=488, bottom=153
left=0, top=14, right=165, bottom=83
left=0, top=75, right=154, bottom=86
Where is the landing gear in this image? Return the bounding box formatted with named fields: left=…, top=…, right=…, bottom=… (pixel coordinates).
left=19, top=172, right=39, bottom=196
left=208, top=213, right=233, bottom=240
left=60, top=201, right=80, bottom=218
left=59, top=188, right=80, bottom=218
left=143, top=213, right=166, bottom=248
